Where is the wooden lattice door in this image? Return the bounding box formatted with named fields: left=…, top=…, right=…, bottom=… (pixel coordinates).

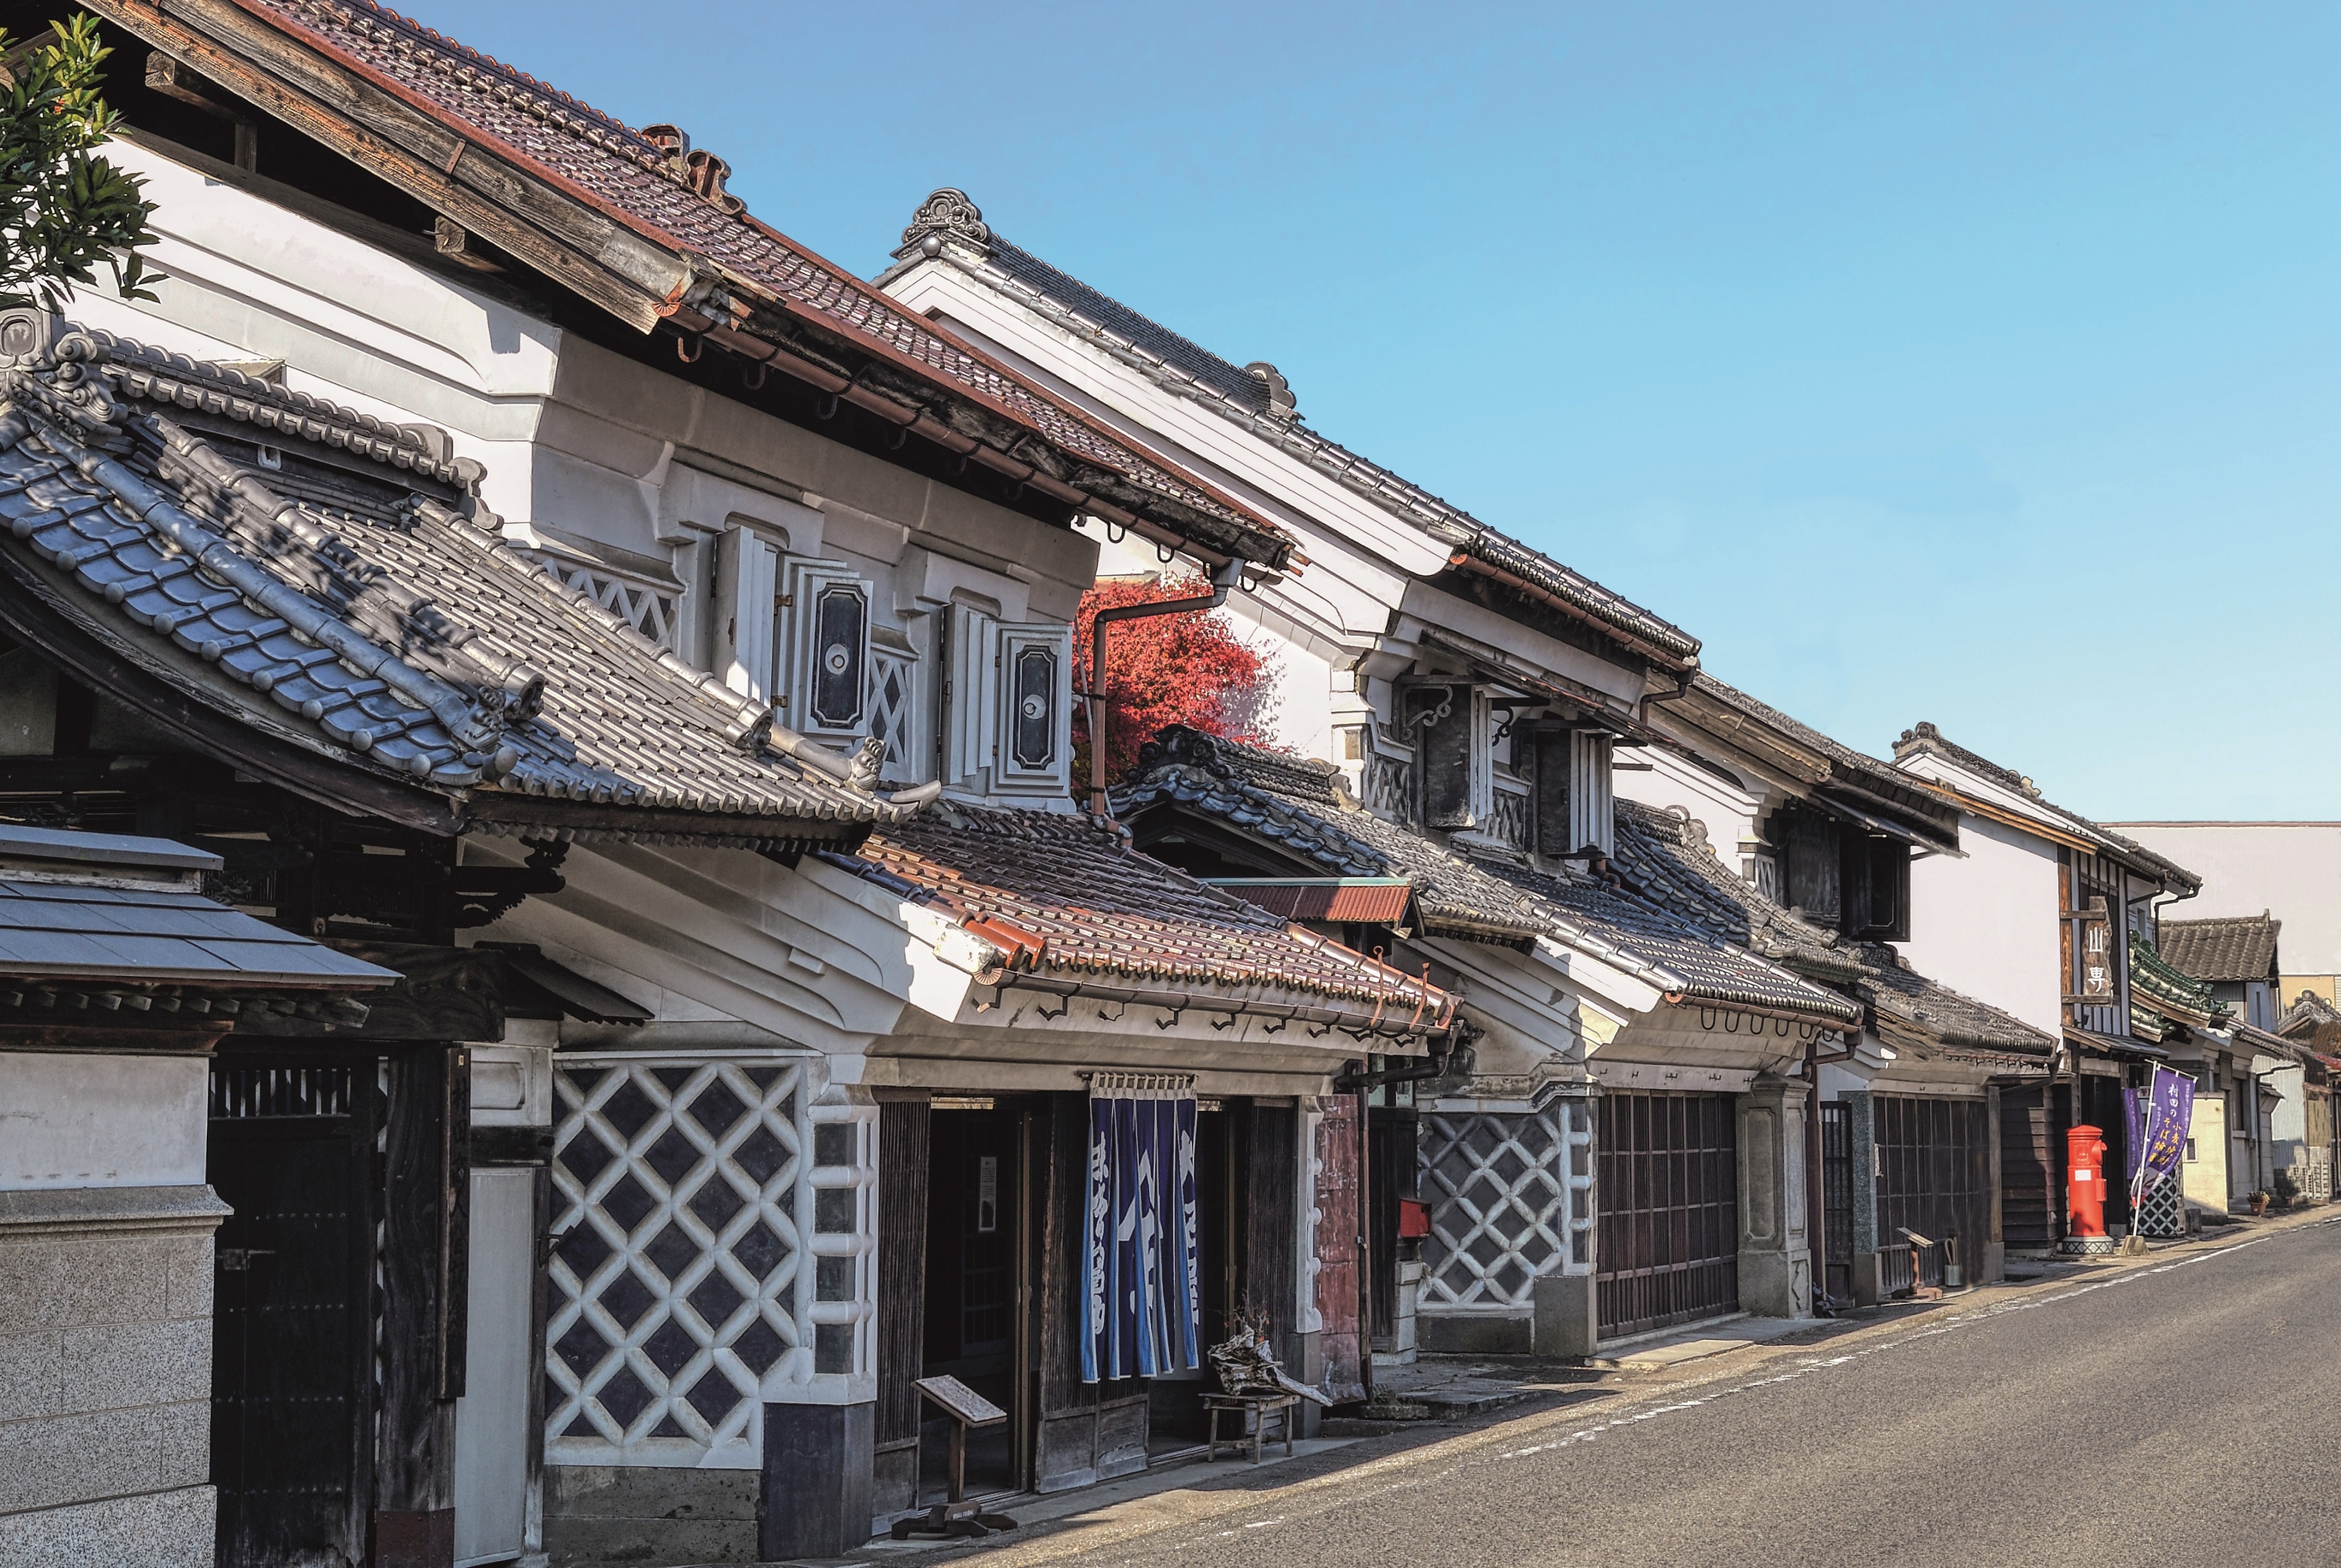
left=1595, top=1092, right=1739, bottom=1339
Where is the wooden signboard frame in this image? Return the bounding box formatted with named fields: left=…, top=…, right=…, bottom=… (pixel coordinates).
left=889, top=1377, right=1018, bottom=1541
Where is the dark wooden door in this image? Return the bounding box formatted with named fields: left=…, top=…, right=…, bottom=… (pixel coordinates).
left=1313, top=1095, right=1365, bottom=1403
left=922, top=1105, right=1026, bottom=1497
left=1875, top=1096, right=1991, bottom=1284
left=1998, top=1083, right=2065, bottom=1249
left=1365, top=1103, right=1417, bottom=1348
left=1820, top=1102, right=1852, bottom=1301
left=1595, top=1092, right=1738, bottom=1339
left=209, top=1060, right=376, bottom=1568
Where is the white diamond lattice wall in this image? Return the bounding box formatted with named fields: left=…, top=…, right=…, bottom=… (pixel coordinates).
left=1421, top=1109, right=1581, bottom=1309
left=549, top=1060, right=803, bottom=1467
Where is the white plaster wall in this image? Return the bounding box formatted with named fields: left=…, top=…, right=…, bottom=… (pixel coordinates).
left=2109, top=824, right=2341, bottom=976
left=0, top=1053, right=208, bottom=1190
left=1899, top=812, right=2065, bottom=1038
left=1612, top=746, right=1767, bottom=869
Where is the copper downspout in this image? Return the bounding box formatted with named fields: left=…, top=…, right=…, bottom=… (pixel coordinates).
left=1085, top=558, right=1242, bottom=817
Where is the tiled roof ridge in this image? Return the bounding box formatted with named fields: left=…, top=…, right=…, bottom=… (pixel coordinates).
left=1847, top=937, right=2057, bottom=1053
left=1688, top=672, right=1918, bottom=798
left=0, top=326, right=916, bottom=825
left=2161, top=911, right=2279, bottom=933
left=1611, top=798, right=1865, bottom=975
left=885, top=199, right=1698, bottom=661
left=2280, top=991, right=2341, bottom=1033
left=852, top=806, right=1454, bottom=1024
left=30, top=324, right=817, bottom=775
left=1891, top=720, right=2037, bottom=795
left=81, top=325, right=476, bottom=486
left=304, top=0, right=650, bottom=143
left=236, top=2, right=1289, bottom=566
left=2128, top=928, right=2226, bottom=1022
left=1892, top=720, right=2200, bottom=889
left=985, top=237, right=1271, bottom=414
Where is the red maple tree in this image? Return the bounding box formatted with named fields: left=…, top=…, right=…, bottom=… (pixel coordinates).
left=1074, top=574, right=1275, bottom=788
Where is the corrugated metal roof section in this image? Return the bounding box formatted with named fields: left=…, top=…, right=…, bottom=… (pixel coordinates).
left=0, top=879, right=396, bottom=988
left=1202, top=878, right=1417, bottom=926
left=0, top=821, right=223, bottom=874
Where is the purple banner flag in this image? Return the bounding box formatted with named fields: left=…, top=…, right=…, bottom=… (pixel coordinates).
left=2124, top=1064, right=2195, bottom=1204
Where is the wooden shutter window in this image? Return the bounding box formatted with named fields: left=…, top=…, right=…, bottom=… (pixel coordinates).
left=1780, top=808, right=1843, bottom=928
left=1864, top=840, right=1911, bottom=941
left=1412, top=685, right=1474, bottom=830
left=1571, top=731, right=1614, bottom=856
left=995, top=621, right=1074, bottom=794
left=1530, top=728, right=1572, bottom=855
left=785, top=560, right=874, bottom=738
left=941, top=603, right=998, bottom=791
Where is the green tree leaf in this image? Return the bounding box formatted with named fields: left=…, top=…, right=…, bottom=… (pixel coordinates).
left=0, top=14, right=165, bottom=314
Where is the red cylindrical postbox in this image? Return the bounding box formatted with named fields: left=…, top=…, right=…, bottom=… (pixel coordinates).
left=2067, top=1124, right=2108, bottom=1239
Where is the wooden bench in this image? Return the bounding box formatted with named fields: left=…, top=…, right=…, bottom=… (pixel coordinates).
left=1201, top=1392, right=1299, bottom=1463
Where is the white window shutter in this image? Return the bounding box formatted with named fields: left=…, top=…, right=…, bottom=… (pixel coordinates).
left=994, top=621, right=1074, bottom=795
left=942, top=603, right=998, bottom=792
left=783, top=559, right=874, bottom=738
left=870, top=646, right=924, bottom=785
left=713, top=526, right=781, bottom=705
left=1571, top=731, right=1615, bottom=856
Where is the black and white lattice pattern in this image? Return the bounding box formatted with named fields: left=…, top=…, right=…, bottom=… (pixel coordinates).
left=2133, top=1172, right=2183, bottom=1238
left=1421, top=1110, right=1568, bottom=1308
left=1484, top=787, right=1529, bottom=852
left=870, top=647, right=918, bottom=778
left=548, top=1061, right=802, bottom=1466
left=1365, top=751, right=1415, bottom=827
left=532, top=557, right=677, bottom=650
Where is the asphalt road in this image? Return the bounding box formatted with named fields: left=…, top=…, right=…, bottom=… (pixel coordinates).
left=968, top=1219, right=2341, bottom=1568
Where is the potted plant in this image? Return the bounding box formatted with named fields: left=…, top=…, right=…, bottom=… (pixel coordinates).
left=2250, top=1189, right=2272, bottom=1217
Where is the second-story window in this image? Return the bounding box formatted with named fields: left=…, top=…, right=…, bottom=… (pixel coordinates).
left=938, top=602, right=1073, bottom=798
left=1526, top=725, right=1614, bottom=858
left=1775, top=803, right=1911, bottom=940
left=1406, top=683, right=1489, bottom=830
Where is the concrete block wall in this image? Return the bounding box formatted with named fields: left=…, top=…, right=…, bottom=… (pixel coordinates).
left=0, top=1186, right=229, bottom=1568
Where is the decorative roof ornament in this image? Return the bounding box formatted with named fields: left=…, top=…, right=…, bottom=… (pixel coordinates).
left=899, top=188, right=992, bottom=259
left=1245, top=362, right=1298, bottom=421
left=639, top=124, right=743, bottom=215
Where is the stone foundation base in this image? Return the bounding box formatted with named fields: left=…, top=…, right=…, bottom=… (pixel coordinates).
left=1417, top=1310, right=1531, bottom=1355
left=0, top=1483, right=214, bottom=1568
left=544, top=1465, right=757, bottom=1568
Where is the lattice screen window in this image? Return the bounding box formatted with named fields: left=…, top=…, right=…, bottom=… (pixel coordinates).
left=1420, top=1109, right=1570, bottom=1308
left=870, top=647, right=919, bottom=782
left=534, top=556, right=677, bottom=650
left=549, top=1060, right=804, bottom=1467
left=1364, top=751, right=1415, bottom=825
left=1485, top=787, right=1529, bottom=852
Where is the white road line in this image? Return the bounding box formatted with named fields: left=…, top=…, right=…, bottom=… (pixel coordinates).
left=1494, top=1233, right=2278, bottom=1464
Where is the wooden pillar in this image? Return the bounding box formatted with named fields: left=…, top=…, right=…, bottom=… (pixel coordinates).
left=872, top=1094, right=932, bottom=1517
left=374, top=1044, right=471, bottom=1568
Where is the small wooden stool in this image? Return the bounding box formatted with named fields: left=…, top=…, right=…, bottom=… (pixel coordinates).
left=1201, top=1393, right=1299, bottom=1463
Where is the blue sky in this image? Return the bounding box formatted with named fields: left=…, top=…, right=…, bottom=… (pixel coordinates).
left=443, top=2, right=2337, bottom=819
